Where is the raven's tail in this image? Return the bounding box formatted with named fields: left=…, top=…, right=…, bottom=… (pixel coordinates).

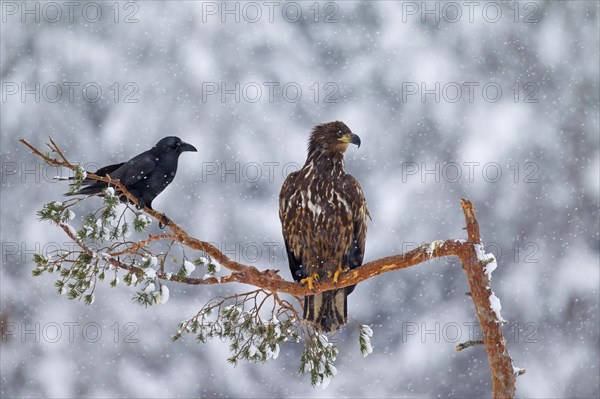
left=304, top=290, right=347, bottom=333
left=64, top=183, right=106, bottom=196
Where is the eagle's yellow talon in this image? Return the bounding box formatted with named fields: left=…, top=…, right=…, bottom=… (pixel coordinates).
left=333, top=268, right=344, bottom=286
left=301, top=273, right=320, bottom=291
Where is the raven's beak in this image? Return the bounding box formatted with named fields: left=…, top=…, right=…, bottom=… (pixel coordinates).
left=349, top=133, right=361, bottom=148
left=179, top=142, right=197, bottom=152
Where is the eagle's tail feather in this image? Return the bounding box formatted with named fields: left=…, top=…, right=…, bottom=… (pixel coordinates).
left=304, top=290, right=347, bottom=333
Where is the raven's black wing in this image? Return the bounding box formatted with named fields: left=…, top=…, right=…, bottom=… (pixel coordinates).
left=80, top=162, right=125, bottom=185
left=69, top=153, right=155, bottom=196
left=105, top=154, right=156, bottom=186
left=94, top=163, right=125, bottom=177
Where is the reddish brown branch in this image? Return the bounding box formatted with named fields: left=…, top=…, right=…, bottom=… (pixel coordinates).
left=22, top=138, right=519, bottom=398
left=456, top=339, right=484, bottom=352
left=110, top=234, right=177, bottom=257
left=457, top=199, right=517, bottom=398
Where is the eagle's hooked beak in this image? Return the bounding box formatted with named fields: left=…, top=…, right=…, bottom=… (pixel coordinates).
left=179, top=141, right=198, bottom=152
left=341, top=132, right=361, bottom=148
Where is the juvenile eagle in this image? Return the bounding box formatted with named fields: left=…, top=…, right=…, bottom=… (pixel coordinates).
left=279, top=121, right=369, bottom=333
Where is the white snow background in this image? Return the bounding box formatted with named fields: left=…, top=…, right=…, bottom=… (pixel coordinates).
left=1, top=1, right=598, bottom=397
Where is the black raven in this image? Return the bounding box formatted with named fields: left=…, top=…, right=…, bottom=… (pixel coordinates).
left=67, top=136, right=197, bottom=212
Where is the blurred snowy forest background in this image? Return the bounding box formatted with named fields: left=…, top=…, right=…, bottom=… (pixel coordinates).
left=1, top=1, right=598, bottom=397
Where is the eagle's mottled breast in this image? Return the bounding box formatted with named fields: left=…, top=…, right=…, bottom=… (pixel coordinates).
left=279, top=159, right=368, bottom=279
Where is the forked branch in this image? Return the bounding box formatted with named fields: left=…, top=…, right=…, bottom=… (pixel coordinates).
left=21, top=138, right=521, bottom=397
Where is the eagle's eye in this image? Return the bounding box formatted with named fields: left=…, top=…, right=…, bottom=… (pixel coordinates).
left=336, top=131, right=343, bottom=138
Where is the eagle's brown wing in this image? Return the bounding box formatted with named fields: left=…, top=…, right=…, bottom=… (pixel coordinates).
left=279, top=170, right=305, bottom=282
left=340, top=174, right=369, bottom=295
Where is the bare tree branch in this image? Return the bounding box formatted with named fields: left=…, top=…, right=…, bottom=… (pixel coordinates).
left=458, top=199, right=517, bottom=398
left=456, top=339, right=484, bottom=352
left=21, top=138, right=522, bottom=398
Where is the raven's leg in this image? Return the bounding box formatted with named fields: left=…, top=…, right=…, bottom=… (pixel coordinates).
left=158, top=214, right=170, bottom=229
left=147, top=205, right=170, bottom=229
